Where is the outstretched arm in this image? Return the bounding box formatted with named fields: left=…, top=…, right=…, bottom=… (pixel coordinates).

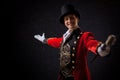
left=83, top=32, right=116, bottom=57
left=34, top=33, right=63, bottom=48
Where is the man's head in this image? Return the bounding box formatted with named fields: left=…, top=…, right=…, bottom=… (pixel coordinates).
left=59, top=4, right=80, bottom=24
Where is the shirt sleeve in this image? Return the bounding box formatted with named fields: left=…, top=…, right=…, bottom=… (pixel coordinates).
left=82, top=32, right=102, bottom=54
left=47, top=37, right=63, bottom=48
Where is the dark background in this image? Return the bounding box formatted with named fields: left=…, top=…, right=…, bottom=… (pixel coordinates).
left=6, top=0, right=120, bottom=80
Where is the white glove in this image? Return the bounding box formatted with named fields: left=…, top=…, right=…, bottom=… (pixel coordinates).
left=34, top=33, right=46, bottom=43
left=97, top=34, right=116, bottom=57
left=97, top=44, right=110, bottom=57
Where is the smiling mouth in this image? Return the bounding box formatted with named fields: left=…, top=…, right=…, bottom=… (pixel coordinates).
left=69, top=23, right=74, bottom=26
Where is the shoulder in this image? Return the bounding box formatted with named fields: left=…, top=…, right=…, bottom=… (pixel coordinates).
left=80, top=31, right=95, bottom=40
left=82, top=31, right=93, bottom=34
left=82, top=31, right=94, bottom=36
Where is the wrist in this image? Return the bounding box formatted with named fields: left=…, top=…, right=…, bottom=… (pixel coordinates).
left=42, top=38, right=47, bottom=44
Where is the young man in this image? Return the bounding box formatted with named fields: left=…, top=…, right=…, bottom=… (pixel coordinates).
left=34, top=4, right=116, bottom=80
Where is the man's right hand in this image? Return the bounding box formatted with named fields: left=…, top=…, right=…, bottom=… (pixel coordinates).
left=34, top=33, right=46, bottom=43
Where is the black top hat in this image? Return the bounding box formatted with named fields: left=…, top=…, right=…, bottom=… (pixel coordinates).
left=59, top=4, right=80, bottom=24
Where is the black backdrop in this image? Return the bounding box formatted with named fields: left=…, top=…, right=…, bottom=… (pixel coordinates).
left=11, top=0, right=120, bottom=80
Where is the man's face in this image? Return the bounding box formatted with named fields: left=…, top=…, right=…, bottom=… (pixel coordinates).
left=64, top=14, right=79, bottom=30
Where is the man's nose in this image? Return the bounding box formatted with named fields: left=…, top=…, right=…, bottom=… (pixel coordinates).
left=68, top=18, right=72, bottom=22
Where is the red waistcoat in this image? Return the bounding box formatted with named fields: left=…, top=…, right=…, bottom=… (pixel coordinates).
left=47, top=32, right=101, bottom=80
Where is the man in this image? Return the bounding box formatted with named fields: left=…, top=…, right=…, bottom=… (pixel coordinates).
left=34, top=4, right=116, bottom=80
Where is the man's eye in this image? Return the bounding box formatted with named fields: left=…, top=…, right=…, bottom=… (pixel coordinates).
left=65, top=18, right=68, bottom=20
